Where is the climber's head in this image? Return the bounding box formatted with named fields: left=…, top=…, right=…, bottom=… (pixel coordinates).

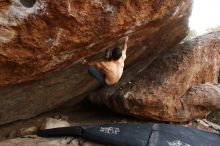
left=112, top=47, right=122, bottom=60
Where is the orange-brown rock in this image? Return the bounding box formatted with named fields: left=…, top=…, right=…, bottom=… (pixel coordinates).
left=183, top=83, right=220, bottom=119
left=90, top=32, right=220, bottom=122
left=0, top=0, right=191, bottom=87
left=0, top=0, right=192, bottom=125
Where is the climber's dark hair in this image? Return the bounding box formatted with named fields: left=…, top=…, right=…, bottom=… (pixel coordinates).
left=112, top=47, right=122, bottom=60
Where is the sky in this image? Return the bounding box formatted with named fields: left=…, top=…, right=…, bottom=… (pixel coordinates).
left=189, top=0, right=220, bottom=35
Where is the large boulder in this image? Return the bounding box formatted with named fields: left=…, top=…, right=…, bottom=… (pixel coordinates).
left=0, top=0, right=192, bottom=125
left=0, top=0, right=191, bottom=87
left=183, top=83, right=220, bottom=119
left=90, top=32, right=220, bottom=122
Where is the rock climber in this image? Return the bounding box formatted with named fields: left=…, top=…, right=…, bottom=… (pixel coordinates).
left=81, top=36, right=129, bottom=87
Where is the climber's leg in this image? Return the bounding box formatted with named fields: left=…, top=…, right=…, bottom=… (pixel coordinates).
left=88, top=66, right=106, bottom=87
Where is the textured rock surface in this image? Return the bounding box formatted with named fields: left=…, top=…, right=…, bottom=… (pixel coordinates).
left=0, top=0, right=192, bottom=125
left=0, top=0, right=191, bottom=87
left=0, top=136, right=105, bottom=146
left=183, top=83, right=220, bottom=119
left=90, top=32, right=220, bottom=122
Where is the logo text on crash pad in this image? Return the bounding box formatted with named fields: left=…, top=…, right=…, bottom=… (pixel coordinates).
left=99, top=127, right=120, bottom=135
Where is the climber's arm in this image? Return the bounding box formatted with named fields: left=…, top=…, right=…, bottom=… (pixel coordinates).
left=80, top=58, right=109, bottom=72
left=121, top=36, right=129, bottom=61
left=80, top=58, right=98, bottom=66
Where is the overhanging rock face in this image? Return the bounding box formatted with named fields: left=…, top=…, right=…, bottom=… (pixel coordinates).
left=90, top=32, right=220, bottom=122
left=0, top=0, right=191, bottom=87
left=0, top=0, right=192, bottom=125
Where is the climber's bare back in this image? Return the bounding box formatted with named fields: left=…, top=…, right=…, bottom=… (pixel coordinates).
left=96, top=55, right=125, bottom=85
